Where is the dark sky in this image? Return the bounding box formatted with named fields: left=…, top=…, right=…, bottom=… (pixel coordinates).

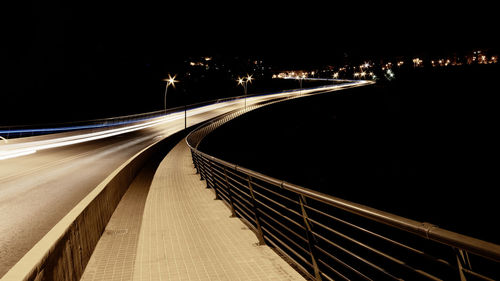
left=1, top=1, right=497, bottom=124
left=3, top=1, right=496, bottom=67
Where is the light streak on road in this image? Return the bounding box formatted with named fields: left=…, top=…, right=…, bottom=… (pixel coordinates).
left=0, top=81, right=369, bottom=161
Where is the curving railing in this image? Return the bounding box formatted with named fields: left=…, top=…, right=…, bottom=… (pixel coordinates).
left=186, top=92, right=500, bottom=281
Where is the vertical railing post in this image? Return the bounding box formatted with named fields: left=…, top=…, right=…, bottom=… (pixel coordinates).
left=246, top=175, right=266, bottom=245
left=192, top=151, right=200, bottom=175
left=198, top=156, right=206, bottom=181
left=299, top=194, right=322, bottom=281
left=204, top=158, right=212, bottom=189
left=455, top=248, right=473, bottom=281
left=207, top=160, right=221, bottom=200
left=191, top=150, right=199, bottom=174
left=190, top=150, right=196, bottom=165
left=223, top=168, right=237, bottom=218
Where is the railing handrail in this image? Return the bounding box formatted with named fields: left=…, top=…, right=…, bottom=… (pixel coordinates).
left=186, top=89, right=500, bottom=264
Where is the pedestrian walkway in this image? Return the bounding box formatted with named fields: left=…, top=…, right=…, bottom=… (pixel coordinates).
left=81, top=138, right=305, bottom=281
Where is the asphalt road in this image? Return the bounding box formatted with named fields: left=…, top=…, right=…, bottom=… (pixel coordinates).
left=0, top=81, right=369, bottom=277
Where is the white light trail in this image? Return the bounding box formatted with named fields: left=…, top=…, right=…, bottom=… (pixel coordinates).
left=0, top=81, right=370, bottom=161
left=0, top=149, right=37, bottom=161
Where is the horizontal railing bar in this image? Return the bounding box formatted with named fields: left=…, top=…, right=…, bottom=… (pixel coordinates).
left=233, top=205, right=255, bottom=226
left=259, top=214, right=308, bottom=244
left=216, top=189, right=230, bottom=203
left=309, top=217, right=442, bottom=279
left=224, top=168, right=251, bottom=184
left=210, top=162, right=229, bottom=175
left=313, top=230, right=402, bottom=280
left=319, top=271, right=338, bottom=281
left=233, top=209, right=260, bottom=236
left=304, top=205, right=451, bottom=265
left=316, top=247, right=373, bottom=281
left=259, top=217, right=310, bottom=256
left=262, top=226, right=314, bottom=269
left=310, top=221, right=407, bottom=266
left=212, top=171, right=227, bottom=184
left=231, top=194, right=255, bottom=218
left=205, top=176, right=214, bottom=184
left=250, top=180, right=300, bottom=206
left=253, top=191, right=303, bottom=220
left=255, top=201, right=305, bottom=231
left=212, top=172, right=227, bottom=186
left=212, top=174, right=227, bottom=187
left=307, top=211, right=453, bottom=269
left=215, top=186, right=230, bottom=200
left=224, top=174, right=251, bottom=194
left=279, top=182, right=500, bottom=262
left=461, top=268, right=495, bottom=281
left=212, top=179, right=229, bottom=197
left=225, top=182, right=252, bottom=202
left=256, top=206, right=306, bottom=234
left=226, top=183, right=253, bottom=206
left=223, top=174, right=248, bottom=192
left=235, top=165, right=284, bottom=188
left=264, top=237, right=316, bottom=281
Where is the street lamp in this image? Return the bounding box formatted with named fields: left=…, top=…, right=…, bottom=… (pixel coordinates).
left=163, top=74, right=177, bottom=114
left=296, top=74, right=306, bottom=95
left=237, top=74, right=253, bottom=109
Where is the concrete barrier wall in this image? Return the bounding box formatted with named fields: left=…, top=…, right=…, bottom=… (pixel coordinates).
left=1, top=131, right=186, bottom=281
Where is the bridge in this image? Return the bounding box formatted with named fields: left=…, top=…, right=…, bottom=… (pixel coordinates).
left=1, top=80, right=498, bottom=281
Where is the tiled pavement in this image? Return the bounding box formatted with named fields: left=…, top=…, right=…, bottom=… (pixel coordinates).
left=81, top=139, right=305, bottom=281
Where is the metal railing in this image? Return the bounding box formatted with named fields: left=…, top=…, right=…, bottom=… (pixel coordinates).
left=186, top=96, right=500, bottom=281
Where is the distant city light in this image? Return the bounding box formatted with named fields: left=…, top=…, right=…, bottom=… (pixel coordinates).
left=270, top=48, right=495, bottom=83
left=412, top=58, right=423, bottom=67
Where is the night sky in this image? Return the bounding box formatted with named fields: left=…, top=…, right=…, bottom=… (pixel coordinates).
left=1, top=1, right=497, bottom=125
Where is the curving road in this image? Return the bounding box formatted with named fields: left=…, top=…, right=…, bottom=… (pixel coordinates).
left=0, top=81, right=371, bottom=276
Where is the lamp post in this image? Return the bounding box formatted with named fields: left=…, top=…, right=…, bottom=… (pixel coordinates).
left=163, top=74, right=177, bottom=114
left=237, top=74, right=253, bottom=109
left=297, top=74, right=305, bottom=95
